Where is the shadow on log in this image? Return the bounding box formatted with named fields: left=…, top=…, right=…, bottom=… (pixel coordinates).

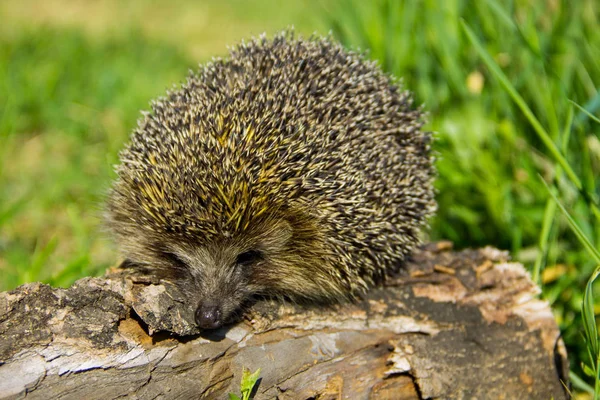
left=0, top=243, right=569, bottom=399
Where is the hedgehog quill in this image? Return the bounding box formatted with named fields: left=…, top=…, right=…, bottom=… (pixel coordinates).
left=106, top=32, right=436, bottom=330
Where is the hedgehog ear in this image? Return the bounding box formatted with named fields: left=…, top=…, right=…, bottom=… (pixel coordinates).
left=260, top=219, right=293, bottom=251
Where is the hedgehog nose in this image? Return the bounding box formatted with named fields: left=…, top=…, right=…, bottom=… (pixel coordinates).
left=195, top=302, right=222, bottom=329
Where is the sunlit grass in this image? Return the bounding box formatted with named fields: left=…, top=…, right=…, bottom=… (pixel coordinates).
left=0, top=28, right=195, bottom=289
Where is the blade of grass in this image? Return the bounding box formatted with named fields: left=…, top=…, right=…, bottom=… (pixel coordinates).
left=597, top=352, right=600, bottom=400
left=532, top=199, right=557, bottom=283
left=532, top=105, right=574, bottom=283
left=581, top=264, right=600, bottom=400
left=574, top=89, right=600, bottom=125
left=541, top=178, right=600, bottom=264
left=583, top=266, right=600, bottom=367
left=570, top=370, right=595, bottom=395
left=571, top=99, right=600, bottom=125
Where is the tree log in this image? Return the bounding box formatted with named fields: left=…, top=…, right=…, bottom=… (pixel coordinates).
left=0, top=243, right=569, bottom=399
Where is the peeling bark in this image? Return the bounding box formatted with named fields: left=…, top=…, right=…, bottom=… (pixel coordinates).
left=0, top=243, right=569, bottom=399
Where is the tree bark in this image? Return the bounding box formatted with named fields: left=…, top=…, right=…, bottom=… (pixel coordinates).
left=0, top=243, right=569, bottom=399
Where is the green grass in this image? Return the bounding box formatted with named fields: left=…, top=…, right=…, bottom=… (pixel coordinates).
left=0, top=28, right=195, bottom=289
left=1, top=0, right=599, bottom=395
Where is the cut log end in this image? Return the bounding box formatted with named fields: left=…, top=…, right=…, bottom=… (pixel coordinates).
left=0, top=243, right=569, bottom=399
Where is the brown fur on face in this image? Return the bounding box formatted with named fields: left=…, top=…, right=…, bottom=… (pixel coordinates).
left=109, top=207, right=351, bottom=327
left=106, top=31, right=436, bottom=329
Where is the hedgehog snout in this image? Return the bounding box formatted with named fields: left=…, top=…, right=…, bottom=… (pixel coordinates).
left=187, top=248, right=254, bottom=329
left=195, top=301, right=223, bottom=329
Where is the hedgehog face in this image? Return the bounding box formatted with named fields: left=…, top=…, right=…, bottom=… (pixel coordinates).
left=112, top=213, right=351, bottom=330
left=164, top=243, right=265, bottom=329
left=185, top=220, right=297, bottom=328
left=115, top=218, right=299, bottom=329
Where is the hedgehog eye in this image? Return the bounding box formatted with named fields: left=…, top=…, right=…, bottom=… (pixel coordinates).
left=162, top=251, right=187, bottom=269
left=236, top=250, right=263, bottom=266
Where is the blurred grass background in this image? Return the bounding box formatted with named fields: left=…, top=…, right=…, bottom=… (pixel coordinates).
left=1, top=0, right=599, bottom=394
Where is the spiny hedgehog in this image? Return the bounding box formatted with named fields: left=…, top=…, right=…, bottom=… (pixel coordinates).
left=106, top=31, right=436, bottom=330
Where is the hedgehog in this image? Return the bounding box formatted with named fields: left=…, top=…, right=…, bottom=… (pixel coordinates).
left=106, top=31, right=436, bottom=330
